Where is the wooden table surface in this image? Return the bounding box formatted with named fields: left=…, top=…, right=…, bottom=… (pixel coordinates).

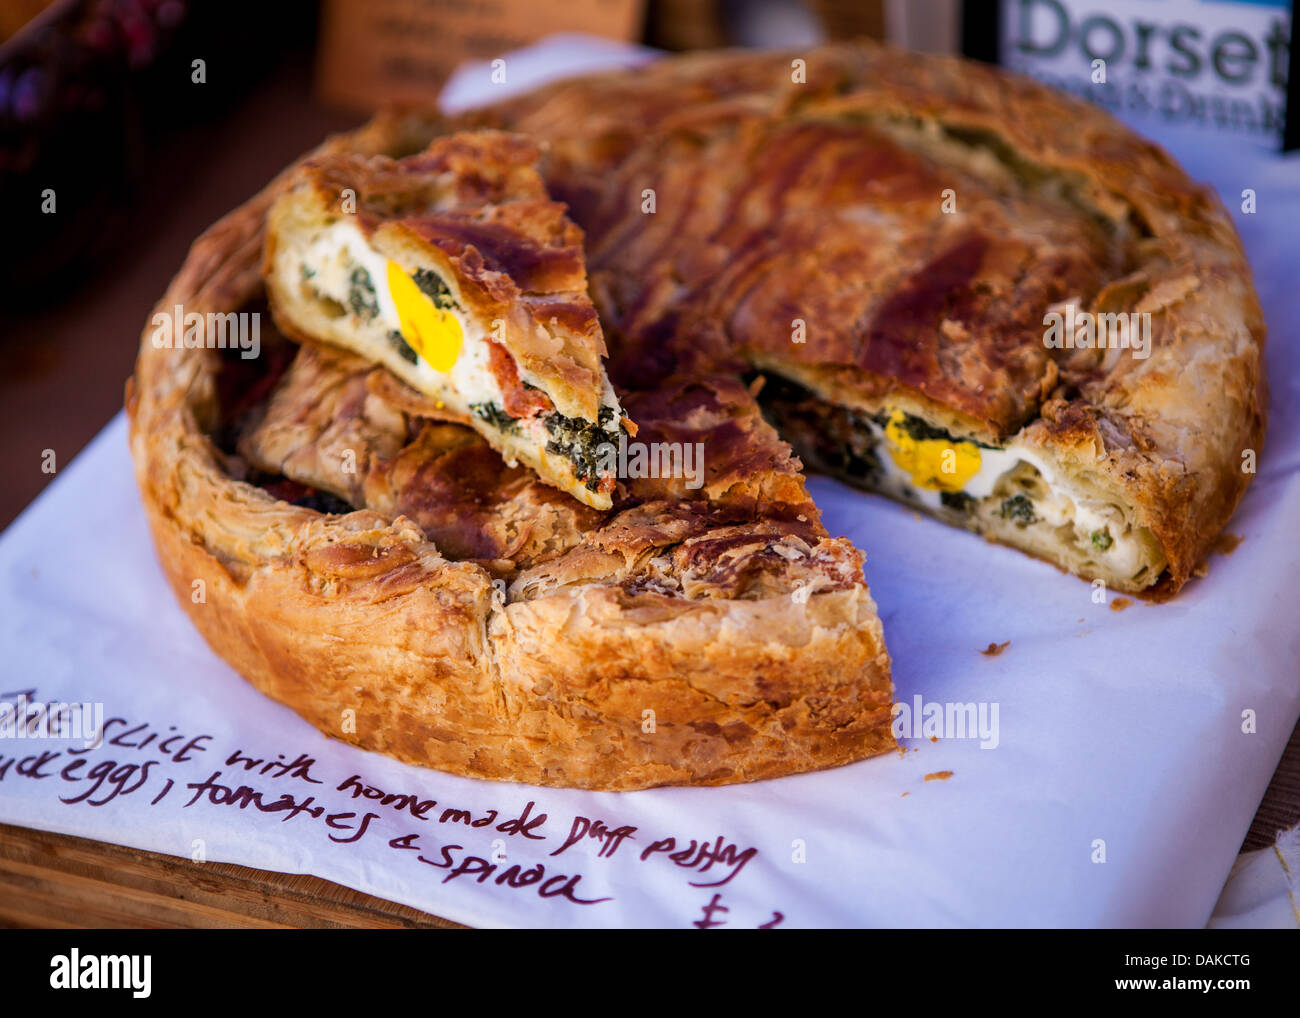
left=0, top=823, right=463, bottom=929
left=1, top=45, right=1296, bottom=931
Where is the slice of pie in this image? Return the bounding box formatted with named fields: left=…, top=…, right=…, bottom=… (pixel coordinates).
left=263, top=130, right=629, bottom=510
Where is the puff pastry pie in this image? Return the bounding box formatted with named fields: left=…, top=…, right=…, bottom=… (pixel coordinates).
left=127, top=42, right=1266, bottom=790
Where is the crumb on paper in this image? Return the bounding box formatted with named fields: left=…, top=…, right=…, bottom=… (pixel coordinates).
left=1110, top=597, right=1133, bottom=612
left=911, top=511, right=922, bottom=521
left=901, top=791, right=910, bottom=798
left=929, top=735, right=939, bottom=743
left=979, top=640, right=1010, bottom=657
left=1212, top=532, right=1244, bottom=556
left=924, top=770, right=954, bottom=782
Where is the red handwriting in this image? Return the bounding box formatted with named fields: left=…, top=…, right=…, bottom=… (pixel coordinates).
left=639, top=835, right=758, bottom=887
left=0, top=747, right=166, bottom=811
left=181, top=769, right=379, bottom=843
left=334, top=774, right=508, bottom=830
left=336, top=773, right=438, bottom=819
left=495, top=800, right=548, bottom=840
left=0, top=750, right=62, bottom=780
left=438, top=807, right=498, bottom=828
left=692, top=895, right=784, bottom=929
left=694, top=893, right=729, bottom=929
left=2, top=696, right=782, bottom=922
left=59, top=757, right=158, bottom=806
left=69, top=718, right=212, bottom=762
left=390, top=833, right=611, bottom=906
left=225, top=749, right=323, bottom=784
left=551, top=816, right=637, bottom=859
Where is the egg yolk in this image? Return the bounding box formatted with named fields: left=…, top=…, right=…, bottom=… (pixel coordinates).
left=883, top=410, right=982, bottom=492
left=387, top=261, right=463, bottom=372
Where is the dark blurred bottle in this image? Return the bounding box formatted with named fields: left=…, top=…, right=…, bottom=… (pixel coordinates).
left=0, top=0, right=314, bottom=303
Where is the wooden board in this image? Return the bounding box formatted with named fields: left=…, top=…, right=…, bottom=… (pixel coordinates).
left=1242, top=719, right=1300, bottom=852
left=0, top=822, right=464, bottom=929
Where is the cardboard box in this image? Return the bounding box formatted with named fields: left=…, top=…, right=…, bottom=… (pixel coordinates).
left=315, top=0, right=645, bottom=113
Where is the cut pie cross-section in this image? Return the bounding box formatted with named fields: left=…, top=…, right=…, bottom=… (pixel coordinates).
left=263, top=129, right=630, bottom=510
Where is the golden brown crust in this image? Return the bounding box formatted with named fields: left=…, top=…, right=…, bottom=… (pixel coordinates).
left=462, top=41, right=1267, bottom=593
left=127, top=115, right=896, bottom=791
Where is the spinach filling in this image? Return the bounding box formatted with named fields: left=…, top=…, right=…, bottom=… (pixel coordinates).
left=834, top=441, right=885, bottom=484
left=818, top=406, right=885, bottom=483
left=470, top=402, right=519, bottom=435
left=545, top=406, right=618, bottom=491
left=750, top=373, right=885, bottom=483
left=469, top=400, right=620, bottom=492
left=348, top=266, right=379, bottom=320
left=385, top=329, right=418, bottom=365
left=1091, top=529, right=1113, bottom=552
left=412, top=268, right=459, bottom=310
left=941, top=491, right=975, bottom=513
left=873, top=409, right=997, bottom=450
left=1000, top=493, right=1038, bottom=526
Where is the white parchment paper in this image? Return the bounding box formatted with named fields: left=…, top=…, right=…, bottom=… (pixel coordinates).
left=1, top=37, right=1297, bottom=929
